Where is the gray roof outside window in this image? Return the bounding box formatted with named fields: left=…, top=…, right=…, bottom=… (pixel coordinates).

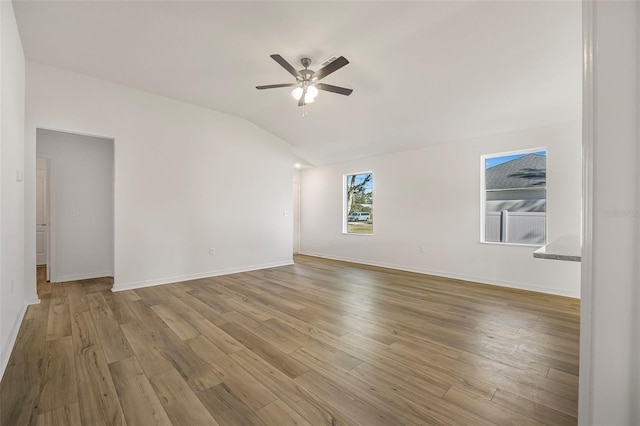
left=485, top=153, right=546, bottom=190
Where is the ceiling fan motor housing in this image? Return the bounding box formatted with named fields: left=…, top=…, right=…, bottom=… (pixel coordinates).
left=298, top=58, right=315, bottom=83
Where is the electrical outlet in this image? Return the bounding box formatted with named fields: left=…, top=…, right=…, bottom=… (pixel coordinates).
left=209, top=248, right=216, bottom=255
left=419, top=246, right=425, bottom=254
left=283, top=210, right=290, bottom=217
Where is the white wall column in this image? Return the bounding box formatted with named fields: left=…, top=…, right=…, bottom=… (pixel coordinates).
left=580, top=1, right=640, bottom=424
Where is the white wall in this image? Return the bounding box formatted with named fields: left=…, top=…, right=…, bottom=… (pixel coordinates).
left=0, top=0, right=27, bottom=377
left=36, top=130, right=114, bottom=282
left=300, top=122, right=581, bottom=297
left=24, top=63, right=294, bottom=294
left=580, top=1, right=640, bottom=424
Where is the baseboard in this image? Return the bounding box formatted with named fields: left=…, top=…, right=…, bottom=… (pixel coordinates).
left=298, top=252, right=580, bottom=298
left=55, top=271, right=113, bottom=283
left=0, top=302, right=28, bottom=382
left=112, top=260, right=294, bottom=292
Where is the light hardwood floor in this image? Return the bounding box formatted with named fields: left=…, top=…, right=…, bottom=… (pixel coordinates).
left=1, top=256, right=579, bottom=425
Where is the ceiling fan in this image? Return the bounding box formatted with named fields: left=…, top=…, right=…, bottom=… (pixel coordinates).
left=256, top=54, right=353, bottom=110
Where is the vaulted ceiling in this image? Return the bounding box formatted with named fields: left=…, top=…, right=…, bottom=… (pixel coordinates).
left=13, top=1, right=581, bottom=166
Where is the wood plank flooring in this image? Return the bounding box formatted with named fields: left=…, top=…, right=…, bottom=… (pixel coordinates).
left=1, top=256, right=579, bottom=425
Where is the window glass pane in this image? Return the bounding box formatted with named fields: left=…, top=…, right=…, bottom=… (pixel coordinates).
left=345, top=172, right=373, bottom=234
left=484, top=150, right=546, bottom=244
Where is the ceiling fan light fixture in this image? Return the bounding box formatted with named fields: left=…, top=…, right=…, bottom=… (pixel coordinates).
left=307, top=85, right=319, bottom=98
left=291, top=85, right=318, bottom=103
left=291, top=86, right=303, bottom=100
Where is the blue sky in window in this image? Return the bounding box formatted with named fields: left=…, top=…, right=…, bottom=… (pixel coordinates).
left=351, top=173, right=373, bottom=193
left=485, top=151, right=546, bottom=169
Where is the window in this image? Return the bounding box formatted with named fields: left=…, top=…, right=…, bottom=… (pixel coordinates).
left=344, top=172, right=373, bottom=234
left=481, top=149, right=546, bottom=245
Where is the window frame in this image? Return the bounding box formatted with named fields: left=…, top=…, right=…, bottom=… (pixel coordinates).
left=343, top=171, right=374, bottom=235
left=480, top=147, right=547, bottom=246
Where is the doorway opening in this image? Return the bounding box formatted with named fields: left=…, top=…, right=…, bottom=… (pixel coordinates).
left=35, top=129, right=115, bottom=296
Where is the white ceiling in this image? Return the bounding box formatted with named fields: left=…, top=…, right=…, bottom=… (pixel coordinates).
left=13, top=0, right=582, bottom=166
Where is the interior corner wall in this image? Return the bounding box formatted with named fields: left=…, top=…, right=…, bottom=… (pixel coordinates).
left=24, top=62, right=294, bottom=294
left=299, top=122, right=582, bottom=297
left=36, top=130, right=114, bottom=282
left=0, top=1, right=27, bottom=378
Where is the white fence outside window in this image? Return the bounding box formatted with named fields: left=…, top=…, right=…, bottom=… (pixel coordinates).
left=485, top=211, right=546, bottom=244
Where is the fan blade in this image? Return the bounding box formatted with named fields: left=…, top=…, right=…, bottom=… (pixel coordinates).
left=316, top=83, right=353, bottom=96
left=312, top=56, right=349, bottom=81
left=270, top=54, right=301, bottom=78
left=298, top=87, right=307, bottom=107
left=256, top=83, right=297, bottom=90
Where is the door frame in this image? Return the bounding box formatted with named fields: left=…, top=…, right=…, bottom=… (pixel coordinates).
left=579, top=0, right=594, bottom=423
left=36, top=156, right=55, bottom=282
left=35, top=127, right=115, bottom=286
left=293, top=178, right=301, bottom=254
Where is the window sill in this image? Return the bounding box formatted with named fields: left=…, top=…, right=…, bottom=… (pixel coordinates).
left=479, top=241, right=544, bottom=248
left=533, top=235, right=581, bottom=262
